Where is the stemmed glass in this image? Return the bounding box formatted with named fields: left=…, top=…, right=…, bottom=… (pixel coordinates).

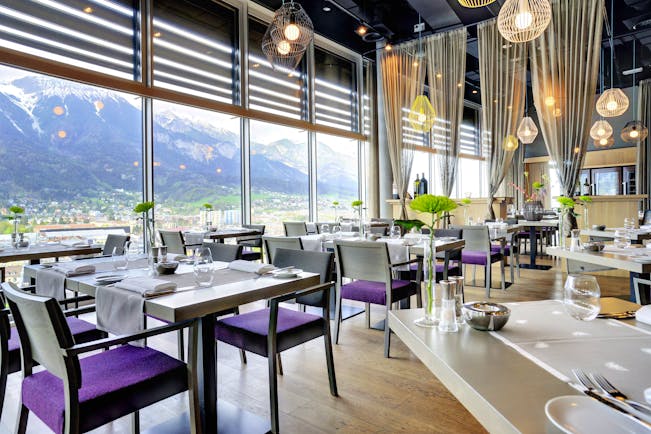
left=332, top=225, right=342, bottom=239
left=389, top=225, right=401, bottom=239
left=193, top=247, right=215, bottom=287
left=320, top=223, right=330, bottom=234
left=563, top=274, right=600, bottom=321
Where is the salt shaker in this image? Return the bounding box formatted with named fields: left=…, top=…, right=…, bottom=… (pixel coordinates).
left=448, top=276, right=465, bottom=324
left=438, top=280, right=459, bottom=333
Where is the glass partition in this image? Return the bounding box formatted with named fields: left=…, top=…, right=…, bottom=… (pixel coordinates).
left=316, top=134, right=359, bottom=222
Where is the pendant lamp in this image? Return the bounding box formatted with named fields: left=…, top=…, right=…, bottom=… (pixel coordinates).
left=497, top=0, right=551, bottom=43
left=517, top=117, right=538, bottom=144
left=620, top=39, right=648, bottom=143
left=262, top=1, right=314, bottom=70
left=503, top=134, right=519, bottom=151
left=458, top=0, right=496, bottom=7
left=594, top=135, right=614, bottom=149
left=596, top=0, right=628, bottom=117
left=408, top=97, right=435, bottom=133
left=589, top=120, right=613, bottom=141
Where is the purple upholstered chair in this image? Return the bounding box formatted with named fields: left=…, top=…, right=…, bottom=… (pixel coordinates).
left=0, top=282, right=107, bottom=422
left=215, top=248, right=337, bottom=434
left=3, top=283, right=195, bottom=434
left=333, top=240, right=422, bottom=358
left=460, top=226, right=505, bottom=298
left=262, top=235, right=303, bottom=264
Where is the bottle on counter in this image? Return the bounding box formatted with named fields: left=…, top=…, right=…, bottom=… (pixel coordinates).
left=392, top=183, right=399, bottom=199
left=419, top=173, right=428, bottom=195
left=413, top=175, right=420, bottom=198
left=582, top=177, right=591, bottom=196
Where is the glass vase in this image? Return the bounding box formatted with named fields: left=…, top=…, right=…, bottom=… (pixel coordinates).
left=583, top=207, right=589, bottom=229
left=415, top=233, right=437, bottom=327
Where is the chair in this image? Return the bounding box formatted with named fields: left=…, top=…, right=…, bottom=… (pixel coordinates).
left=643, top=210, right=651, bottom=226
left=369, top=224, right=389, bottom=236
left=101, top=234, right=130, bottom=256
left=3, top=283, right=195, bottom=434
left=461, top=226, right=505, bottom=298
left=215, top=279, right=337, bottom=434
left=236, top=224, right=265, bottom=261
left=262, top=236, right=303, bottom=264
left=283, top=222, right=308, bottom=236
left=333, top=240, right=421, bottom=358
left=434, top=228, right=463, bottom=279
left=315, top=222, right=337, bottom=234
left=0, top=283, right=108, bottom=422
left=633, top=277, right=651, bottom=305
left=158, top=230, right=186, bottom=255
left=491, top=230, right=520, bottom=282
left=201, top=242, right=242, bottom=262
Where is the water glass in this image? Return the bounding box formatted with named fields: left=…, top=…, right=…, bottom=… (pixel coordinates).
left=193, top=247, right=215, bottom=287
left=320, top=224, right=330, bottom=234
left=613, top=229, right=628, bottom=249
left=563, top=274, right=600, bottom=321
left=389, top=225, right=401, bottom=239
left=112, top=246, right=128, bottom=270
left=332, top=225, right=342, bottom=238
left=570, top=229, right=582, bottom=252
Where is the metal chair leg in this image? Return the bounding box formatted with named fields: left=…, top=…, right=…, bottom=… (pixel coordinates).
left=333, top=285, right=342, bottom=345
left=277, top=353, right=284, bottom=376
left=323, top=328, right=338, bottom=396
left=500, top=259, right=506, bottom=291
left=365, top=302, right=371, bottom=328
left=383, top=309, right=391, bottom=358
left=16, top=404, right=29, bottom=434
left=485, top=264, right=491, bottom=298
left=131, top=411, right=140, bottom=434
left=177, top=329, right=185, bottom=362
left=268, top=353, right=280, bottom=434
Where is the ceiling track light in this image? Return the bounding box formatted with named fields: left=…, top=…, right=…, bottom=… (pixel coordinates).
left=355, top=24, right=368, bottom=36
left=498, top=0, right=552, bottom=43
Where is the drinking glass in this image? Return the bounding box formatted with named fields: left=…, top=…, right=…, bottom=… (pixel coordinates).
left=624, top=217, right=636, bottom=248
left=112, top=246, right=128, bottom=270
left=332, top=225, right=342, bottom=238
left=563, top=274, right=600, bottom=321
left=125, top=241, right=142, bottom=263
left=320, top=224, right=330, bottom=234
left=193, top=247, right=215, bottom=287
left=613, top=229, right=628, bottom=249
left=389, top=225, right=401, bottom=239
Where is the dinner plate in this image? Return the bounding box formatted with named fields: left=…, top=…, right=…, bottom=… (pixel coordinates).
left=545, top=395, right=650, bottom=434
left=272, top=269, right=302, bottom=279
left=95, top=274, right=125, bottom=285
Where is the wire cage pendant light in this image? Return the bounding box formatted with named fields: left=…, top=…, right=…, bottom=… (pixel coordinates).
left=497, top=0, right=551, bottom=43
left=621, top=120, right=648, bottom=143
left=408, top=95, right=436, bottom=132
left=503, top=134, right=519, bottom=151
left=517, top=116, right=538, bottom=144
left=458, top=0, right=497, bottom=7
left=589, top=120, right=614, bottom=141
left=594, top=135, right=614, bottom=149
left=596, top=88, right=629, bottom=117
left=262, top=1, right=314, bottom=70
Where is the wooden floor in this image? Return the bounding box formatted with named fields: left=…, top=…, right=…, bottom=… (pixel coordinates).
left=0, top=255, right=633, bottom=434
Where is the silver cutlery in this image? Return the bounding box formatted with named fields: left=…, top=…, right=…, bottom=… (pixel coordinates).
left=591, top=373, right=651, bottom=416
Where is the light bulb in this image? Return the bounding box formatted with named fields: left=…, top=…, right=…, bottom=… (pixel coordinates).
left=544, top=96, right=555, bottom=107
left=597, top=128, right=605, bottom=136
left=599, top=138, right=608, bottom=146
left=417, top=113, right=427, bottom=123
left=524, top=128, right=531, bottom=135
left=277, top=40, right=291, bottom=55
left=630, top=130, right=640, bottom=139
left=514, top=11, right=533, bottom=29
left=606, top=100, right=618, bottom=111
left=284, top=24, right=300, bottom=41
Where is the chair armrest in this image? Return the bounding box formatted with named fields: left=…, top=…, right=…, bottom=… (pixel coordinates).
left=62, top=319, right=195, bottom=357
left=388, top=257, right=421, bottom=269
left=269, top=282, right=334, bottom=306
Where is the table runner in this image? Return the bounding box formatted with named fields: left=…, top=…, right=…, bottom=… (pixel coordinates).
left=490, top=300, right=651, bottom=402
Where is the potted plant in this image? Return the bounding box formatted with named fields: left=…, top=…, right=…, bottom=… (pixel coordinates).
left=409, top=195, right=458, bottom=327
left=557, top=196, right=592, bottom=246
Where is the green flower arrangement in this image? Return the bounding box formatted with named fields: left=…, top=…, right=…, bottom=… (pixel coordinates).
left=332, top=201, right=340, bottom=207
left=351, top=200, right=364, bottom=219
left=133, top=201, right=154, bottom=214
left=201, top=203, right=214, bottom=210
left=460, top=198, right=472, bottom=206
left=134, top=201, right=156, bottom=248
left=393, top=219, right=426, bottom=233
left=351, top=200, right=363, bottom=208
left=410, top=195, right=458, bottom=326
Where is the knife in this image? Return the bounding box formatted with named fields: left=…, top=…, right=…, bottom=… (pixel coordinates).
left=584, top=390, right=651, bottom=428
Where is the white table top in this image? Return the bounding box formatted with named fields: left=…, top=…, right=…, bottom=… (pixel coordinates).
left=547, top=246, right=651, bottom=274
left=518, top=219, right=559, bottom=227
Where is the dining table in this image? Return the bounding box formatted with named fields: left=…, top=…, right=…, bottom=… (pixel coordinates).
left=581, top=228, right=651, bottom=244
left=388, top=297, right=651, bottom=434
left=24, top=256, right=320, bottom=433
left=518, top=219, right=559, bottom=270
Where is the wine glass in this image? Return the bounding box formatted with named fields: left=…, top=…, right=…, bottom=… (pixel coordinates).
left=320, top=223, right=330, bottom=234
left=193, top=247, right=215, bottom=287
left=112, top=246, right=128, bottom=270
left=563, top=274, right=600, bottom=321
left=389, top=225, right=401, bottom=239
left=332, top=225, right=342, bottom=238
left=613, top=229, right=628, bottom=249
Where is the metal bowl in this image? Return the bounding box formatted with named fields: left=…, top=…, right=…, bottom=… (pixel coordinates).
left=462, top=302, right=511, bottom=331
left=156, top=261, right=179, bottom=275
left=591, top=224, right=606, bottom=231
left=583, top=241, right=605, bottom=252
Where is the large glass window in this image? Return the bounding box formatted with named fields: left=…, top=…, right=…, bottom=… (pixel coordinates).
left=0, top=0, right=138, bottom=79
left=153, top=101, right=241, bottom=229
left=153, top=0, right=238, bottom=104
left=248, top=17, right=306, bottom=119
left=314, top=48, right=357, bottom=131
left=250, top=121, right=308, bottom=234
left=316, top=134, right=359, bottom=221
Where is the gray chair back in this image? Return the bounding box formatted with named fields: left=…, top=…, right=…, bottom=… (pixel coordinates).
left=272, top=248, right=334, bottom=307
left=159, top=230, right=186, bottom=254
left=644, top=210, right=651, bottom=226
left=102, top=234, right=130, bottom=256
left=236, top=224, right=265, bottom=247
left=263, top=236, right=303, bottom=263
left=315, top=223, right=337, bottom=234
left=370, top=224, right=389, bottom=236
left=333, top=240, right=390, bottom=283
left=435, top=228, right=462, bottom=260
left=201, top=242, right=242, bottom=262
left=2, top=282, right=79, bottom=381
left=460, top=226, right=491, bottom=252
left=283, top=222, right=308, bottom=236
left=371, top=218, right=393, bottom=225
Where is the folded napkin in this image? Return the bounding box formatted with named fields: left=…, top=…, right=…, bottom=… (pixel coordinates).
left=52, top=262, right=96, bottom=276
left=60, top=239, right=89, bottom=247
left=96, top=285, right=145, bottom=342
left=113, top=277, right=177, bottom=297
left=301, top=235, right=326, bottom=252
left=35, top=268, right=66, bottom=300
left=636, top=305, right=651, bottom=326
left=228, top=260, right=275, bottom=274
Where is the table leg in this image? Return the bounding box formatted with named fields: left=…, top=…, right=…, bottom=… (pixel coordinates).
left=197, top=314, right=217, bottom=433
left=519, top=226, right=551, bottom=271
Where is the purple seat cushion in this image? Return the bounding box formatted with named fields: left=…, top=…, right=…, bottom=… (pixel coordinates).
left=22, top=345, right=187, bottom=433
left=491, top=244, right=516, bottom=255
left=341, top=280, right=416, bottom=306
left=6, top=317, right=103, bottom=375
left=215, top=307, right=324, bottom=357
left=462, top=250, right=503, bottom=266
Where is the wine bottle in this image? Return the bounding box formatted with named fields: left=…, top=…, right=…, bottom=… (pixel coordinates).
left=582, top=178, right=591, bottom=196
left=392, top=183, right=399, bottom=199
left=413, top=176, right=420, bottom=198
left=419, top=173, right=428, bottom=195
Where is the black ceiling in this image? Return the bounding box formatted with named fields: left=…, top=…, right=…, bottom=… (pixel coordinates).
left=253, top=0, right=651, bottom=103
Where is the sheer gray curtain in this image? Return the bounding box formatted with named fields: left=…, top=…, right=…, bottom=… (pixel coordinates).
left=638, top=79, right=651, bottom=209
left=529, top=0, right=604, bottom=197
left=478, top=19, right=527, bottom=219
left=424, top=28, right=467, bottom=197
left=380, top=41, right=425, bottom=218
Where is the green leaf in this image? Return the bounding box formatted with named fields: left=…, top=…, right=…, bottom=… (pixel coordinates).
left=351, top=200, right=363, bottom=207
left=201, top=203, right=213, bottom=210
left=9, top=206, right=24, bottom=214
left=134, top=201, right=155, bottom=214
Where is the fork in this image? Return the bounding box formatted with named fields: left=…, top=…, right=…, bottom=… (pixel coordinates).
left=591, top=373, right=651, bottom=416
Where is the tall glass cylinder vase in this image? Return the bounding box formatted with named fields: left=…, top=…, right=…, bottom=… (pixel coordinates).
left=415, top=233, right=437, bottom=327
left=583, top=207, right=589, bottom=229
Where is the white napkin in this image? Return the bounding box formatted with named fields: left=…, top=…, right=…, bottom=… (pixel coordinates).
left=35, top=268, right=66, bottom=300
left=301, top=235, right=325, bottom=252
left=228, top=260, right=275, bottom=274
left=52, top=262, right=96, bottom=276
left=60, top=239, right=89, bottom=247
left=96, top=284, right=146, bottom=341
left=635, top=305, right=651, bottom=326
left=113, top=277, right=177, bottom=297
